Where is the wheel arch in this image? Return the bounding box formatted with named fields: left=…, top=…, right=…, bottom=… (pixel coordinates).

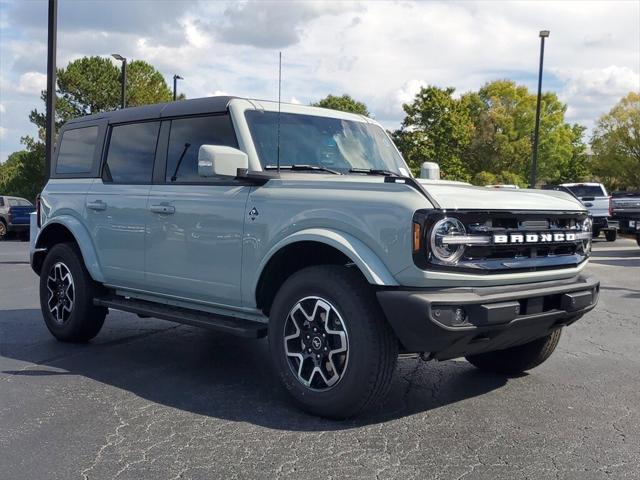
left=253, top=228, right=398, bottom=315
left=32, top=217, right=104, bottom=282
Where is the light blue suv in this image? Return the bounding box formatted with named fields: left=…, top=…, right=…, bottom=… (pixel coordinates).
left=31, top=96, right=599, bottom=418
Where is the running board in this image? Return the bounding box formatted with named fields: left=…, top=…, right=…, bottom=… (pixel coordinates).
left=94, top=295, right=268, bottom=339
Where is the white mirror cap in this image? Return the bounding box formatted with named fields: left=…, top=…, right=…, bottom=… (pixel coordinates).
left=198, top=145, right=248, bottom=177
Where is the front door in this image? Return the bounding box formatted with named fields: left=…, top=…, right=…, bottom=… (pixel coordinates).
left=144, top=114, right=249, bottom=306
left=84, top=120, right=160, bottom=289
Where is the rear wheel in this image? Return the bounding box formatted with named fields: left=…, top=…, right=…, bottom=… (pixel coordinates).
left=465, top=329, right=562, bottom=375
left=39, top=243, right=107, bottom=342
left=592, top=228, right=600, bottom=238
left=605, top=229, right=617, bottom=242
left=0, top=221, right=7, bottom=240
left=269, top=265, right=398, bottom=419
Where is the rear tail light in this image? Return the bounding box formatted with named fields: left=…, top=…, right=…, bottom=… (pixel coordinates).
left=36, top=194, right=41, bottom=228
left=7, top=209, right=12, bottom=224
left=609, top=196, right=613, bottom=217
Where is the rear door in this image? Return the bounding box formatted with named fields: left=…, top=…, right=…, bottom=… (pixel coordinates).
left=145, top=114, right=250, bottom=306
left=84, top=121, right=160, bottom=289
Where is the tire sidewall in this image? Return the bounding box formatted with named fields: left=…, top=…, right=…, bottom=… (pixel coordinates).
left=39, top=243, right=100, bottom=341
left=269, top=267, right=388, bottom=416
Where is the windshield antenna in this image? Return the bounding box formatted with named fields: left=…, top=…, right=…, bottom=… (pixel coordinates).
left=276, top=51, right=282, bottom=173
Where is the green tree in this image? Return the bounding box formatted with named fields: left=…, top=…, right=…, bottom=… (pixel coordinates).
left=0, top=143, right=45, bottom=202
left=393, top=86, right=473, bottom=181
left=460, top=80, right=588, bottom=186
left=311, top=94, right=369, bottom=116
left=472, top=171, right=498, bottom=186
left=590, top=92, right=640, bottom=190
left=29, top=56, right=175, bottom=140
left=4, top=56, right=177, bottom=198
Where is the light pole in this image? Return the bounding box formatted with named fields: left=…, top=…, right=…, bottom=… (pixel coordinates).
left=112, top=54, right=127, bottom=109
left=173, top=74, right=183, bottom=101
left=45, top=0, right=57, bottom=180
left=530, top=30, right=550, bottom=188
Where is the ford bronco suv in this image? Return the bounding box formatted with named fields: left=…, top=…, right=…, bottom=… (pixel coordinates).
left=31, top=97, right=598, bottom=418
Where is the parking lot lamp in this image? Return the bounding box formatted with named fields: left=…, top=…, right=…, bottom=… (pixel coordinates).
left=45, top=0, right=57, bottom=180
left=112, top=54, right=127, bottom=108
left=530, top=30, right=550, bottom=188
left=173, top=74, right=183, bottom=101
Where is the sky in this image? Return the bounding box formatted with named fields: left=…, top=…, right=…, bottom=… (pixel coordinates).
left=0, top=0, right=639, bottom=163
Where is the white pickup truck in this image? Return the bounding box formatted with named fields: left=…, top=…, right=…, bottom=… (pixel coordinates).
left=560, top=183, right=618, bottom=242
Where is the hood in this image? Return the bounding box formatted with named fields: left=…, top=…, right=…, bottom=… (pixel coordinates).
left=259, top=172, right=585, bottom=212
left=417, top=179, right=585, bottom=211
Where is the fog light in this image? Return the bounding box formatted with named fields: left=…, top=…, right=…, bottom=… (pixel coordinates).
left=453, top=307, right=467, bottom=325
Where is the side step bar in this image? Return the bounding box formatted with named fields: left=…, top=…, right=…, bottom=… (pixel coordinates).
left=94, top=295, right=268, bottom=339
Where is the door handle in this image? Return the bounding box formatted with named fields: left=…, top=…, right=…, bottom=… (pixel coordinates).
left=150, top=204, right=175, bottom=214
left=86, top=200, right=107, bottom=211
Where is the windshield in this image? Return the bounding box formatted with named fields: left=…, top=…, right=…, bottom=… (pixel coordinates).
left=565, top=185, right=607, bottom=198
left=245, top=111, right=409, bottom=175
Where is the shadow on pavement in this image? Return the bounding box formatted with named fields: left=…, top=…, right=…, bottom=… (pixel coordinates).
left=0, top=307, right=508, bottom=430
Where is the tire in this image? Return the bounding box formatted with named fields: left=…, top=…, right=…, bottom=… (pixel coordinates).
left=39, top=243, right=107, bottom=342
left=269, top=265, right=398, bottom=419
left=465, top=329, right=562, bottom=375
left=592, top=228, right=600, bottom=238
left=0, top=221, right=7, bottom=240
left=605, top=229, right=617, bottom=242
left=636, top=234, right=640, bottom=247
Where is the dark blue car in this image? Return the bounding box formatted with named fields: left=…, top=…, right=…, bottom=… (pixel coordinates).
left=0, top=195, right=35, bottom=240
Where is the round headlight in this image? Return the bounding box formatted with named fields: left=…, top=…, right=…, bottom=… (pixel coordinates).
left=430, top=217, right=466, bottom=264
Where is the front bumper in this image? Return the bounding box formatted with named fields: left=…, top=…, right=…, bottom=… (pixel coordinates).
left=377, top=274, right=599, bottom=359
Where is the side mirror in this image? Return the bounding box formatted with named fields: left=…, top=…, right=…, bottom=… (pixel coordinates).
left=198, top=145, right=248, bottom=178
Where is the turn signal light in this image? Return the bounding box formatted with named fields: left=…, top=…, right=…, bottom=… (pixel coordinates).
left=413, top=222, right=422, bottom=252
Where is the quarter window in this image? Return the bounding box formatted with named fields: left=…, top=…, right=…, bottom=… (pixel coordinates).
left=165, top=115, right=238, bottom=183
left=104, top=122, right=160, bottom=183
left=56, top=126, right=99, bottom=174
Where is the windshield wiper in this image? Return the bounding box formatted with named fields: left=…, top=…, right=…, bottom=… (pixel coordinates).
left=348, top=168, right=400, bottom=177
left=264, top=164, right=341, bottom=175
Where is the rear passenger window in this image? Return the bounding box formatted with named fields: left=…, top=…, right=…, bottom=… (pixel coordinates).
left=165, top=115, right=237, bottom=182
left=104, top=122, right=160, bottom=184
left=56, top=126, right=99, bottom=174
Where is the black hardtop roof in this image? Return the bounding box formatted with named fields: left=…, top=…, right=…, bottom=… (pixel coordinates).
left=65, top=96, right=237, bottom=126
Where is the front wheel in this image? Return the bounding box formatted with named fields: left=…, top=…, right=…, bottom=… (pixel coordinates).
left=39, top=243, right=107, bottom=342
left=269, top=265, right=398, bottom=419
left=465, top=329, right=562, bottom=375
left=0, top=221, right=7, bottom=240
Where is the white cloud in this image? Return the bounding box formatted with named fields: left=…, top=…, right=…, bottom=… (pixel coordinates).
left=554, top=65, right=640, bottom=129
left=0, top=103, right=5, bottom=114
left=0, top=0, right=638, bottom=158
left=0, top=126, right=7, bottom=139
left=17, top=71, right=46, bottom=94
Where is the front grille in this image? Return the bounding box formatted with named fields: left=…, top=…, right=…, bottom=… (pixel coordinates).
left=413, top=210, right=591, bottom=274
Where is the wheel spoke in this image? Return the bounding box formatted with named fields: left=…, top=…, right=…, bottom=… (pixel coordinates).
left=46, top=262, right=75, bottom=324
left=283, top=296, right=349, bottom=392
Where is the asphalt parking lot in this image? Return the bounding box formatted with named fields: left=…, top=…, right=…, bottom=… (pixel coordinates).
left=1, top=238, right=639, bottom=479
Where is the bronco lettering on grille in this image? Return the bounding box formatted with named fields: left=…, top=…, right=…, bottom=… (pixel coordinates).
left=494, top=232, right=577, bottom=244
